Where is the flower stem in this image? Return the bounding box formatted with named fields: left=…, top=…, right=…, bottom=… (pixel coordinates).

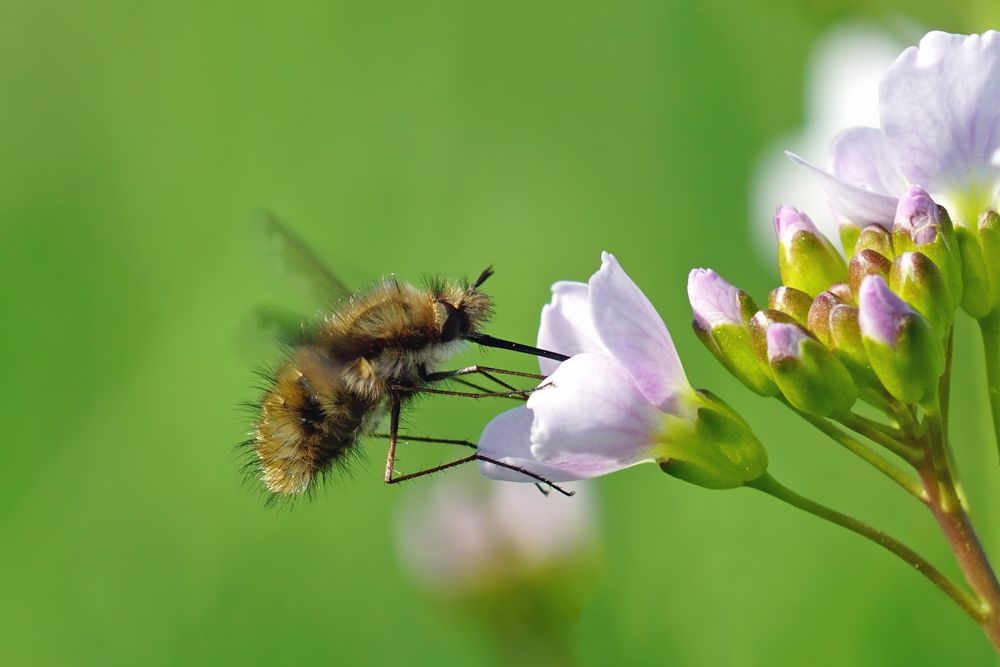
left=784, top=402, right=925, bottom=501
left=746, top=473, right=983, bottom=624
left=978, top=311, right=1000, bottom=463
left=837, top=412, right=922, bottom=463
left=919, top=402, right=1000, bottom=651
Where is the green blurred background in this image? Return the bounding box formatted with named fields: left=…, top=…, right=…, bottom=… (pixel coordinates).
left=3, top=1, right=1000, bottom=664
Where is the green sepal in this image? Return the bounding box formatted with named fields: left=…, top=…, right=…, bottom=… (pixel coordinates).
left=779, top=230, right=849, bottom=297
left=770, top=331, right=858, bottom=417
left=658, top=390, right=769, bottom=490
left=862, top=312, right=945, bottom=404
left=828, top=304, right=880, bottom=388
left=840, top=224, right=862, bottom=257
left=889, top=252, right=953, bottom=339
left=768, top=286, right=812, bottom=325
left=979, top=210, right=1000, bottom=315
left=955, top=226, right=993, bottom=319
left=848, top=249, right=891, bottom=296
left=693, top=322, right=778, bottom=397
left=854, top=224, right=894, bottom=260
left=893, top=208, right=963, bottom=310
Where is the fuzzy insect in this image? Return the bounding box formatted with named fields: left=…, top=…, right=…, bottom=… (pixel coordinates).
left=244, top=215, right=571, bottom=500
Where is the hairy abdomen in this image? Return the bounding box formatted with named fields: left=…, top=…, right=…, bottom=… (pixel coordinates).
left=254, top=346, right=377, bottom=494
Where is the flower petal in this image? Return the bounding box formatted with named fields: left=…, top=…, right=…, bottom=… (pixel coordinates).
left=786, top=151, right=899, bottom=227
left=829, top=126, right=907, bottom=195
left=880, top=31, right=1000, bottom=221
left=687, top=268, right=745, bottom=330
left=477, top=406, right=587, bottom=483
left=536, top=281, right=607, bottom=376
left=528, top=353, right=662, bottom=477
left=588, top=252, right=688, bottom=409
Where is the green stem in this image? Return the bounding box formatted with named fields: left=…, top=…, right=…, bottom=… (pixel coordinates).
left=918, top=400, right=1000, bottom=651
left=978, top=311, right=1000, bottom=464
left=746, top=473, right=983, bottom=623
left=785, top=403, right=925, bottom=501
left=837, top=412, right=922, bottom=464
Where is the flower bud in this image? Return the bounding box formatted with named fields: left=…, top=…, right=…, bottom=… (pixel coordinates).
left=892, top=186, right=963, bottom=308
left=840, top=224, right=862, bottom=258
left=688, top=269, right=777, bottom=396
left=979, top=210, right=1000, bottom=315
left=749, top=308, right=798, bottom=367
left=828, top=282, right=854, bottom=304
left=854, top=224, right=894, bottom=260
left=848, top=249, right=891, bottom=296
left=806, top=291, right=845, bottom=344
left=765, top=322, right=858, bottom=417
left=658, top=390, right=769, bottom=489
left=955, top=226, right=993, bottom=318
left=858, top=275, right=945, bottom=404
left=768, top=286, right=811, bottom=325
left=889, top=252, right=953, bottom=338
left=774, top=206, right=849, bottom=297
left=828, top=304, right=879, bottom=388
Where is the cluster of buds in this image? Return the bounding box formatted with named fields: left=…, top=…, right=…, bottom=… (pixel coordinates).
left=690, top=185, right=996, bottom=415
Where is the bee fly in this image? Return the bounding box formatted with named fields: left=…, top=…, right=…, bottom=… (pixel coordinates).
left=243, top=215, right=572, bottom=501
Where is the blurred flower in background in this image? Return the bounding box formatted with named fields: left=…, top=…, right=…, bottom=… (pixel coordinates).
left=750, top=23, right=904, bottom=256
left=395, top=475, right=601, bottom=666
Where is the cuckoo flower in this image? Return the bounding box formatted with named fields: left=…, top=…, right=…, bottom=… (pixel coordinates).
left=789, top=31, right=1000, bottom=228
left=396, top=476, right=598, bottom=594
left=479, top=253, right=767, bottom=489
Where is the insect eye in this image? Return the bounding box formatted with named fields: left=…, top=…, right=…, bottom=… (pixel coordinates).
left=440, top=305, right=463, bottom=342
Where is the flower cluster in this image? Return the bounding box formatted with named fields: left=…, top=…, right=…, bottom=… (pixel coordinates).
left=464, top=29, right=1000, bottom=652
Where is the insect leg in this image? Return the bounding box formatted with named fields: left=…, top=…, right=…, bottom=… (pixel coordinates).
left=423, top=365, right=541, bottom=400
left=383, top=395, right=402, bottom=484
left=386, top=454, right=574, bottom=497
left=423, top=365, right=547, bottom=383
left=372, top=433, right=477, bottom=449
left=390, top=384, right=549, bottom=400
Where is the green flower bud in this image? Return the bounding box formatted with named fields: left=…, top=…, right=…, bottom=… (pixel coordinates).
left=765, top=321, right=858, bottom=417
left=774, top=206, right=849, bottom=297
left=848, top=249, right=892, bottom=296
left=688, top=269, right=778, bottom=396
left=828, top=303, right=880, bottom=388
left=829, top=282, right=855, bottom=304
left=955, top=226, right=993, bottom=319
left=854, top=224, right=895, bottom=260
left=768, top=286, right=812, bottom=326
left=839, top=224, right=860, bottom=257
left=889, top=251, right=953, bottom=338
left=749, top=309, right=798, bottom=368
left=893, top=186, right=963, bottom=309
left=806, top=291, right=845, bottom=345
left=858, top=275, right=945, bottom=404
left=979, top=210, right=1000, bottom=315
left=659, top=390, right=769, bottom=489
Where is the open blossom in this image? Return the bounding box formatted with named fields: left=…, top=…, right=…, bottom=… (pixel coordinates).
left=751, top=24, right=901, bottom=249
left=478, top=252, right=696, bottom=482
left=478, top=253, right=768, bottom=489
left=789, top=30, right=1000, bottom=228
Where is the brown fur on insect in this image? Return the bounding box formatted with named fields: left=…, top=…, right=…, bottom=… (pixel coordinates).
left=252, top=274, right=494, bottom=496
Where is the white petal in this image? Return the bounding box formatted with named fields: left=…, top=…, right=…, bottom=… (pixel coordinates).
left=477, top=407, right=587, bottom=483
left=536, top=281, right=607, bottom=376
left=528, top=353, right=661, bottom=477
left=588, top=252, right=688, bottom=409
left=787, top=151, right=899, bottom=227
left=880, top=31, right=1000, bottom=221
left=830, top=126, right=907, bottom=195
